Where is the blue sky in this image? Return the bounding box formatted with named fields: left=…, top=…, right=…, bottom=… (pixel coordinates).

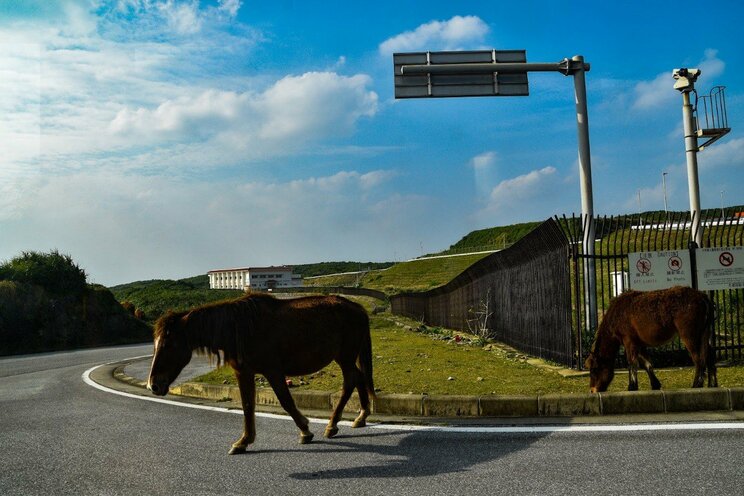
left=1, top=0, right=743, bottom=286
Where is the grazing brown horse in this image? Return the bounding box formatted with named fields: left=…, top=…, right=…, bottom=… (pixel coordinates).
left=147, top=293, right=375, bottom=454
left=585, top=286, right=717, bottom=393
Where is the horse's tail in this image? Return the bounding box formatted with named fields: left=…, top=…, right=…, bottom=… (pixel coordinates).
left=358, top=312, right=376, bottom=400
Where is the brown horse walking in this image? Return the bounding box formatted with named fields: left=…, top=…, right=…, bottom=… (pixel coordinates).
left=585, top=286, right=717, bottom=393
left=147, top=293, right=375, bottom=454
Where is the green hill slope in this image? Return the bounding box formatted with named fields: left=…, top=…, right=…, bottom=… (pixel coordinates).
left=0, top=251, right=151, bottom=356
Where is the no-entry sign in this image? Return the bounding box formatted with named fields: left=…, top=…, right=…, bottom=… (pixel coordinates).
left=697, top=246, right=744, bottom=290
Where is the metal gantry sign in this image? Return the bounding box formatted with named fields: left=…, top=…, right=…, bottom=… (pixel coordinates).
left=393, top=50, right=529, bottom=98
left=393, top=50, right=599, bottom=330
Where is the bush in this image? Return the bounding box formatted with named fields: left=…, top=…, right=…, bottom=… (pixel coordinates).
left=0, top=250, right=88, bottom=296
left=0, top=253, right=151, bottom=356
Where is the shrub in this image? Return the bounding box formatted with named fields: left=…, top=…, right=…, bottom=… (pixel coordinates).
left=0, top=250, right=88, bottom=296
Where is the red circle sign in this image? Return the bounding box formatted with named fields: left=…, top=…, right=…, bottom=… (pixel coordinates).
left=668, top=256, right=682, bottom=271
left=636, top=258, right=651, bottom=274
left=719, top=251, right=734, bottom=267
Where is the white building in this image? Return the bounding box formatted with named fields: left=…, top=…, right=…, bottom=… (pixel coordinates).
left=207, top=266, right=303, bottom=291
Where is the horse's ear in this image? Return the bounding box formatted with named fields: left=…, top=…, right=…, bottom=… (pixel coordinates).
left=157, top=310, right=182, bottom=336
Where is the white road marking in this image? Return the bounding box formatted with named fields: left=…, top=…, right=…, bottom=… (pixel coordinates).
left=83, top=360, right=744, bottom=434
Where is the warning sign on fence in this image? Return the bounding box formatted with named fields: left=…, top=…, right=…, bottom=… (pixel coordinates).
left=627, top=250, right=693, bottom=291
left=696, top=246, right=744, bottom=290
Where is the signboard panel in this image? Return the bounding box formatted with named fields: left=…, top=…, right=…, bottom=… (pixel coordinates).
left=696, top=246, right=744, bottom=290
left=393, top=50, right=529, bottom=98
left=627, top=250, right=693, bottom=291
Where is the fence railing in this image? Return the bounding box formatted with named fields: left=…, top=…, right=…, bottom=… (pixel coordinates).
left=556, top=208, right=744, bottom=367
left=391, top=219, right=575, bottom=366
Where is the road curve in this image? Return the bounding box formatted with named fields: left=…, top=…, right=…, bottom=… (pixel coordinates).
left=2, top=344, right=744, bottom=495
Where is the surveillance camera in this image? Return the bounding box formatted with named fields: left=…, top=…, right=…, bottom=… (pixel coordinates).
left=672, top=67, right=700, bottom=92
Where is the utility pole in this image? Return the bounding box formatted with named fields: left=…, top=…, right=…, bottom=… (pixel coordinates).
left=662, top=172, right=668, bottom=214
left=673, top=68, right=702, bottom=247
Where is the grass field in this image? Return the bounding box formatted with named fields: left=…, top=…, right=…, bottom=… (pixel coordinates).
left=193, top=297, right=744, bottom=396
left=305, top=252, right=491, bottom=295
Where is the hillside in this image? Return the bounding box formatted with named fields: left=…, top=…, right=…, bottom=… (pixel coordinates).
left=110, top=279, right=244, bottom=322
left=432, top=221, right=541, bottom=256
left=305, top=252, right=492, bottom=294
left=0, top=251, right=151, bottom=356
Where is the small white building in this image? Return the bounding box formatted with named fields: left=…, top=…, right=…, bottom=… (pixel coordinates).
left=207, top=266, right=303, bottom=291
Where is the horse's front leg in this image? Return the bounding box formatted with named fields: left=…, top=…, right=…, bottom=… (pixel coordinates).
left=229, top=369, right=256, bottom=455
left=637, top=351, right=661, bottom=390
left=265, top=372, right=314, bottom=444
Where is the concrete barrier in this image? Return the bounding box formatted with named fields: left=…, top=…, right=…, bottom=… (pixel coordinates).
left=538, top=393, right=602, bottom=416
left=479, top=395, right=538, bottom=417
left=423, top=395, right=479, bottom=417
left=730, top=387, right=744, bottom=411
left=600, top=390, right=665, bottom=415
left=115, top=362, right=743, bottom=418
left=373, top=393, right=424, bottom=416
left=664, top=388, right=731, bottom=412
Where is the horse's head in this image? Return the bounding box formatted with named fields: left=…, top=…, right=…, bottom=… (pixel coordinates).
left=585, top=352, right=614, bottom=393
left=147, top=311, right=192, bottom=396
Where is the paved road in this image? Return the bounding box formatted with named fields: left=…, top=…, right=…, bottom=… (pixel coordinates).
left=1, top=345, right=743, bottom=495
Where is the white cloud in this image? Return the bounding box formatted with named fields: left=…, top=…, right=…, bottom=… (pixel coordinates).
left=379, top=15, right=489, bottom=55
left=698, top=137, right=744, bottom=169
left=2, top=168, right=421, bottom=285
left=108, top=72, right=378, bottom=162
left=489, top=166, right=557, bottom=204
left=157, top=0, right=202, bottom=35
left=0, top=4, right=377, bottom=174
left=632, top=49, right=725, bottom=111
left=471, top=165, right=571, bottom=225
left=217, top=0, right=242, bottom=18
left=471, top=151, right=497, bottom=170
left=254, top=72, right=378, bottom=141
left=470, top=151, right=497, bottom=199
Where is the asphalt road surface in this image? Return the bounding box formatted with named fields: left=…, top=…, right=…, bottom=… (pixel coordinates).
left=1, top=344, right=743, bottom=495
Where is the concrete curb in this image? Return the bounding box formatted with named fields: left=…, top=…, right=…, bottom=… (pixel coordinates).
left=115, top=364, right=744, bottom=418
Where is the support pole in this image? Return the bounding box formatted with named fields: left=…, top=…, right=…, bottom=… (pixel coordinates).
left=673, top=68, right=703, bottom=247
left=681, top=90, right=702, bottom=247
left=571, top=55, right=598, bottom=333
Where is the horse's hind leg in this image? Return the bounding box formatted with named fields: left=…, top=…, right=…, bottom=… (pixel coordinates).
left=637, top=351, right=661, bottom=390
left=325, top=363, right=357, bottom=438
left=681, top=333, right=707, bottom=388
left=265, top=372, right=314, bottom=444
left=352, top=367, right=371, bottom=429
left=707, top=341, right=718, bottom=387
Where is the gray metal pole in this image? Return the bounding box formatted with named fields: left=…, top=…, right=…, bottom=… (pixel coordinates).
left=681, top=90, right=702, bottom=246
left=662, top=172, right=668, bottom=213
left=571, top=55, right=597, bottom=332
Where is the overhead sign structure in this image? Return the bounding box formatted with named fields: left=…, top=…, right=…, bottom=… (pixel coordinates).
left=394, top=50, right=529, bottom=98
left=697, top=246, right=744, bottom=290
left=628, top=250, right=693, bottom=291
left=393, top=51, right=599, bottom=331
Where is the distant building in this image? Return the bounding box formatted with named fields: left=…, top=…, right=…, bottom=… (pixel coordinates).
left=207, top=266, right=303, bottom=291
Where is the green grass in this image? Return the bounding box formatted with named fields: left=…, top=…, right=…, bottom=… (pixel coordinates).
left=193, top=298, right=744, bottom=395
left=434, top=221, right=541, bottom=256
left=305, top=253, right=490, bottom=295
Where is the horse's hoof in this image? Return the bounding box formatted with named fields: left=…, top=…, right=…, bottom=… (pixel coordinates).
left=299, top=432, right=314, bottom=444
left=228, top=445, right=247, bottom=455
left=351, top=418, right=366, bottom=429
left=324, top=426, right=339, bottom=438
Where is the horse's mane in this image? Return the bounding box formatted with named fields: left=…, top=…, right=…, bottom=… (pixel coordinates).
left=156, top=293, right=275, bottom=366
